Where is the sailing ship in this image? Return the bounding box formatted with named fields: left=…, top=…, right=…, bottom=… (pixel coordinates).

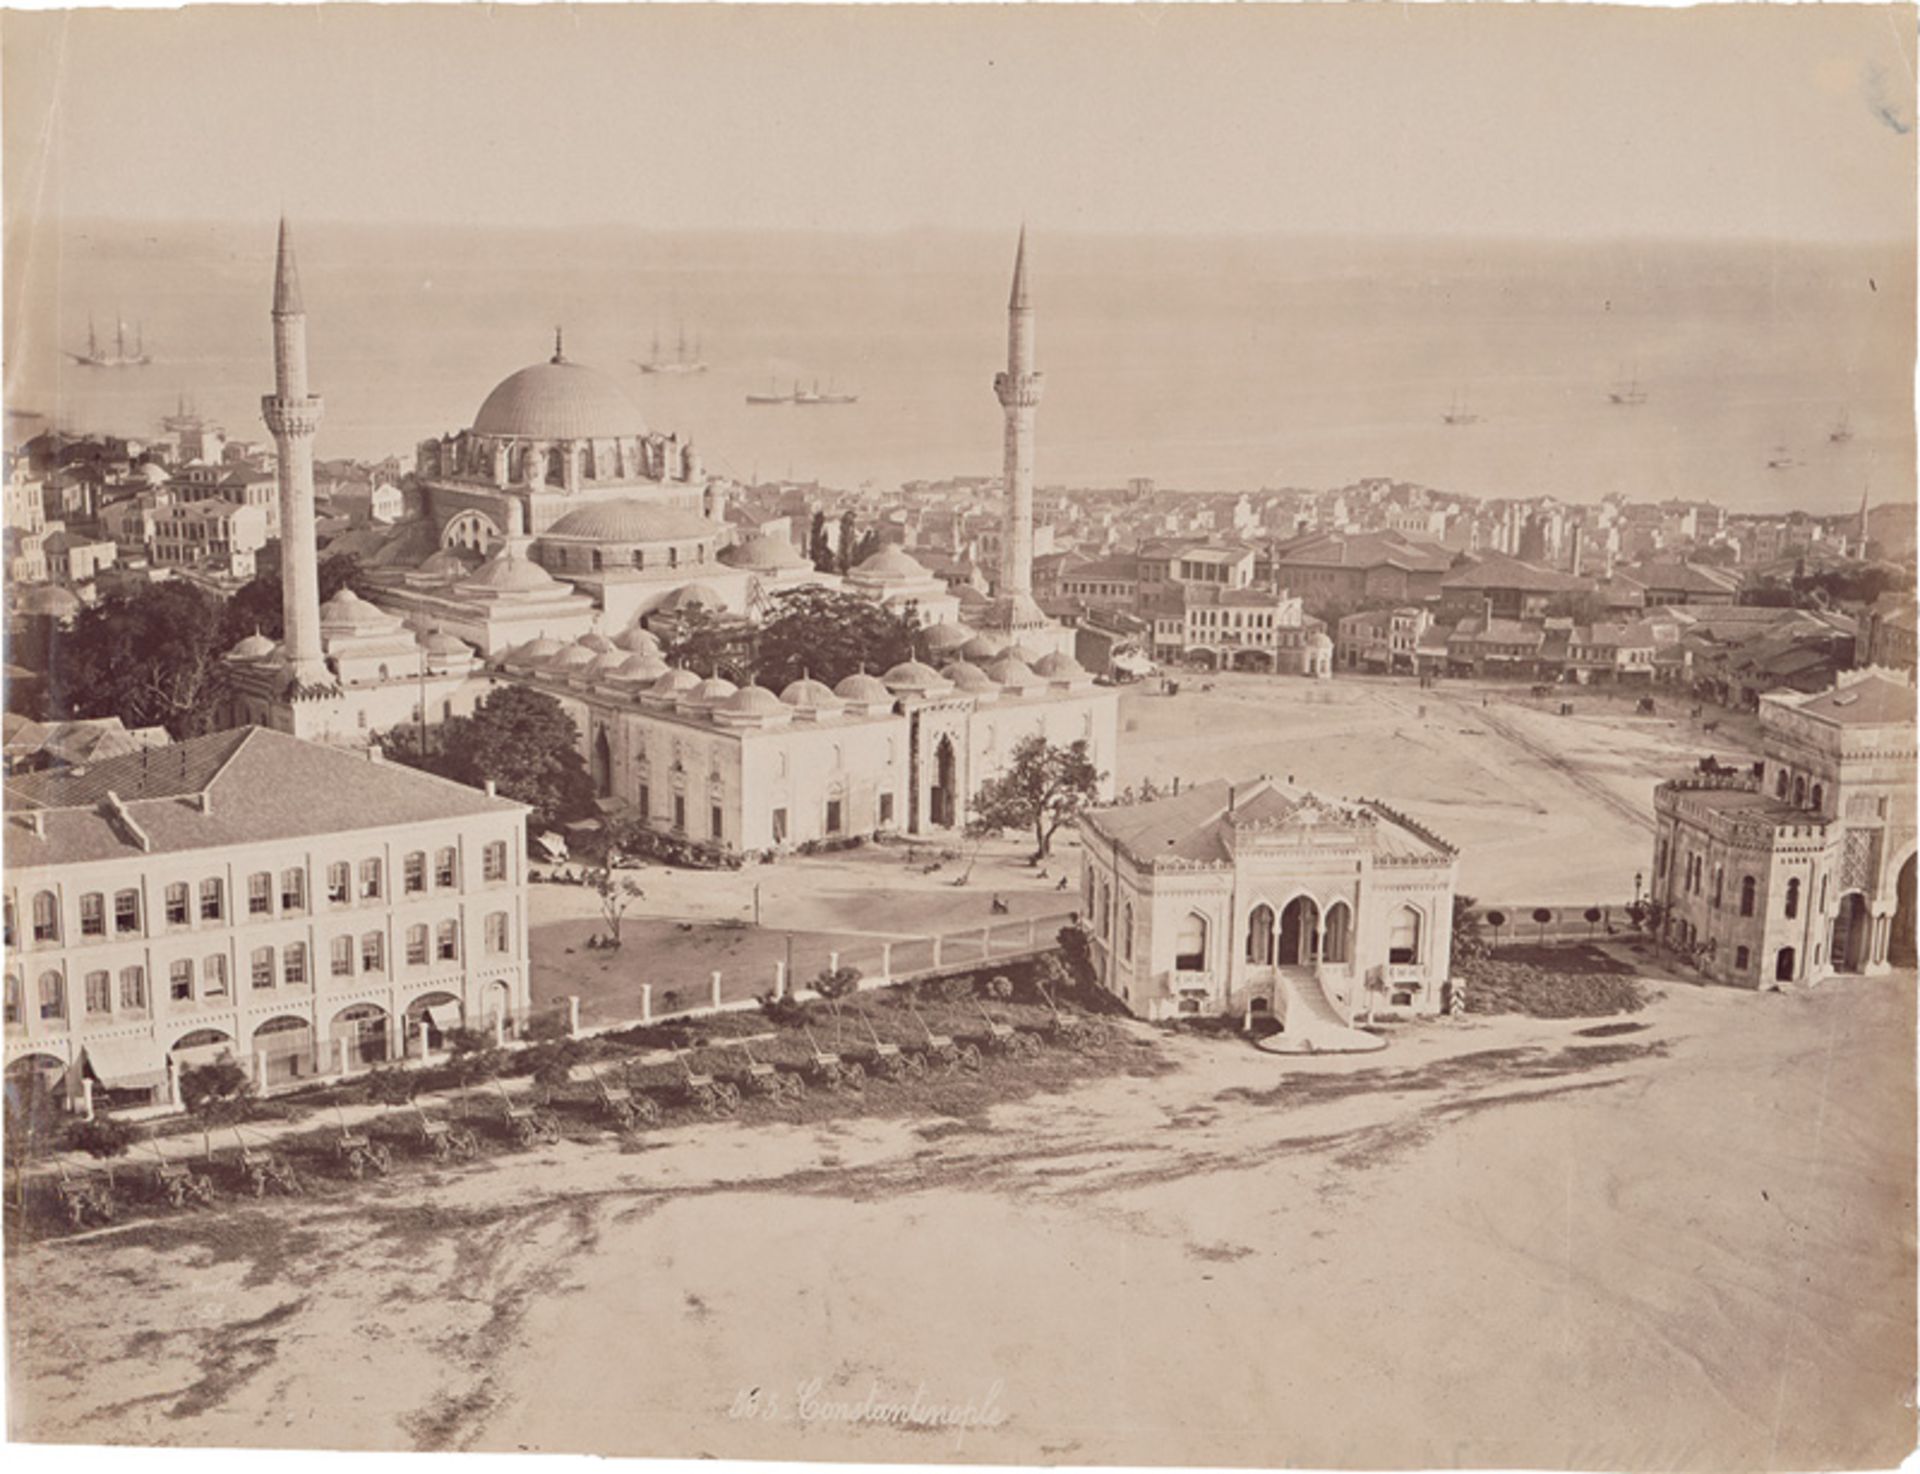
left=636, top=324, right=707, bottom=375
left=67, top=315, right=151, bottom=368
left=796, top=378, right=859, bottom=406
left=1607, top=368, right=1647, bottom=406
left=1441, top=390, right=1479, bottom=427
left=745, top=378, right=796, bottom=406
left=1766, top=445, right=1798, bottom=471
left=1828, top=411, right=1854, bottom=445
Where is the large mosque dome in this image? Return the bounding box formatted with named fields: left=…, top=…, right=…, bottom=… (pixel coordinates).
left=471, top=353, right=646, bottom=441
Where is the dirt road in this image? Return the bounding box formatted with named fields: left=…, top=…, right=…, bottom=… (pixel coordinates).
left=8, top=971, right=1912, bottom=1468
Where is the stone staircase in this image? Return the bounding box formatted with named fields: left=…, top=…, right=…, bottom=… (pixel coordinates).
left=1263, top=967, right=1387, bottom=1055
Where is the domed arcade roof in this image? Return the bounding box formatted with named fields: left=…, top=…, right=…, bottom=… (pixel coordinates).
left=544, top=501, right=721, bottom=545
left=881, top=660, right=953, bottom=695
left=472, top=353, right=646, bottom=441
left=719, top=532, right=811, bottom=572
left=940, top=660, right=999, bottom=693
left=319, top=588, right=396, bottom=631
left=228, top=632, right=280, bottom=661
left=852, top=546, right=932, bottom=583
left=459, top=546, right=567, bottom=597
left=833, top=672, right=894, bottom=706
left=780, top=677, right=844, bottom=711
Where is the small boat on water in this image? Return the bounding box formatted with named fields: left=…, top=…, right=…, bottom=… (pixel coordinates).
left=1829, top=411, right=1854, bottom=444
left=1767, top=445, right=1798, bottom=471
left=1441, top=390, right=1479, bottom=427
left=67, top=315, right=151, bottom=369
left=1607, top=367, right=1647, bottom=406
left=796, top=378, right=859, bottom=406
left=746, top=379, right=797, bottom=406
left=637, top=324, right=707, bottom=375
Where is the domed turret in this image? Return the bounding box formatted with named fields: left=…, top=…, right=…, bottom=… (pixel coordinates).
left=504, top=636, right=565, bottom=667
left=614, top=623, right=663, bottom=654
left=881, top=660, right=953, bottom=696
left=940, top=660, right=1000, bottom=695
left=922, top=621, right=976, bottom=655
left=682, top=674, right=740, bottom=713
left=714, top=684, right=793, bottom=728
left=779, top=676, right=845, bottom=716
left=987, top=655, right=1044, bottom=693
left=833, top=672, right=895, bottom=712
left=647, top=668, right=704, bottom=702
left=548, top=642, right=599, bottom=670
left=1033, top=651, right=1089, bottom=683
left=610, top=652, right=670, bottom=684
left=958, top=634, right=1007, bottom=663
left=422, top=630, right=471, bottom=658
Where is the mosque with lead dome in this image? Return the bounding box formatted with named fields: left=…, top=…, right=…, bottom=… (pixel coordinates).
left=222, top=224, right=1116, bottom=848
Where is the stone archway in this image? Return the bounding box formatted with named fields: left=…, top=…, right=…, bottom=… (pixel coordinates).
left=1323, top=901, right=1353, bottom=964
left=252, top=1016, right=314, bottom=1088
left=1245, top=903, right=1276, bottom=965
left=404, top=991, right=464, bottom=1055
left=1774, top=946, right=1797, bottom=984
left=331, top=1004, right=389, bottom=1069
left=1231, top=648, right=1274, bottom=673
left=1186, top=648, right=1220, bottom=671
left=1892, top=854, right=1916, bottom=969
left=592, top=728, right=614, bottom=797
left=930, top=734, right=958, bottom=830
left=1830, top=892, right=1873, bottom=975
left=1278, top=896, right=1320, bottom=966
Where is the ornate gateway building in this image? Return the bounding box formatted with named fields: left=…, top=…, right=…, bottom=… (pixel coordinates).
left=1653, top=667, right=1916, bottom=985
left=1076, top=777, right=1458, bottom=1028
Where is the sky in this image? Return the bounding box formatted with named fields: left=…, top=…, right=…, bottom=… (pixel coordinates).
left=3, top=3, right=1915, bottom=242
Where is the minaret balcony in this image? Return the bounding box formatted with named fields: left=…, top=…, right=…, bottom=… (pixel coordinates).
left=262, top=394, right=325, bottom=437
left=994, top=371, right=1045, bottom=409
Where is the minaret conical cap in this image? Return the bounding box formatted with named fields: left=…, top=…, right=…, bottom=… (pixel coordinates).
left=273, top=216, right=305, bottom=316
left=1009, top=224, right=1030, bottom=311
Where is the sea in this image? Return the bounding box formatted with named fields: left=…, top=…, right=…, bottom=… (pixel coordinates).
left=4, top=221, right=1911, bottom=516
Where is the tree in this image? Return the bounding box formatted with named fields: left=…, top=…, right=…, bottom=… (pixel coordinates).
left=384, top=685, right=596, bottom=833
left=969, top=735, right=1105, bottom=860
left=753, top=585, right=918, bottom=690
left=1484, top=909, right=1507, bottom=949
left=836, top=511, right=858, bottom=574
left=587, top=866, right=644, bottom=948
left=811, top=964, right=862, bottom=1001
left=660, top=606, right=747, bottom=678
left=808, top=511, right=832, bottom=570
left=54, top=582, right=232, bottom=738
left=1450, top=894, right=1490, bottom=967
left=1531, top=906, right=1554, bottom=944
left=222, top=551, right=367, bottom=645
left=177, top=1059, right=255, bottom=1155
left=851, top=529, right=882, bottom=566
left=1583, top=905, right=1604, bottom=937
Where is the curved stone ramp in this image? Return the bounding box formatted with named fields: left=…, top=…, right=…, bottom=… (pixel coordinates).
left=1256, top=969, right=1389, bottom=1054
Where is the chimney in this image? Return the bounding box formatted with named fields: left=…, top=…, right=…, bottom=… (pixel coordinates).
left=484, top=779, right=498, bottom=798
left=26, top=810, right=45, bottom=838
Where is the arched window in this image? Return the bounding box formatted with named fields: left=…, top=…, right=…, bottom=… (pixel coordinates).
left=31, top=890, right=59, bottom=943
left=1776, top=769, right=1790, bottom=800
left=1122, top=903, right=1133, bottom=962
left=1712, top=867, right=1723, bottom=909
left=1245, top=904, right=1275, bottom=965
left=1174, top=913, right=1208, bottom=972
left=1785, top=878, right=1800, bottom=919
left=1810, top=783, right=1823, bottom=812
left=38, top=970, right=65, bottom=1020
left=1323, top=901, right=1353, bottom=964
left=1389, top=906, right=1422, bottom=965
left=406, top=924, right=429, bottom=966
left=3, top=973, right=19, bottom=1024
left=404, top=852, right=427, bottom=894
left=1739, top=875, right=1756, bottom=917
left=1735, top=945, right=1750, bottom=970
left=1792, top=776, right=1806, bottom=807
left=1656, top=838, right=1668, bottom=876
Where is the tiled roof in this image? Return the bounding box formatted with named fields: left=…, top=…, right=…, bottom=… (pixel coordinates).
left=1789, top=672, right=1915, bottom=728
left=7, top=727, right=527, bottom=868
left=1082, top=777, right=1453, bottom=868
left=1442, top=555, right=1586, bottom=593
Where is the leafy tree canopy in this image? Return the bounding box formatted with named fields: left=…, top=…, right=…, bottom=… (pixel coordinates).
left=754, top=585, right=918, bottom=691
left=381, top=683, right=596, bottom=833
left=222, top=551, right=368, bottom=645
left=968, top=734, right=1105, bottom=859
left=54, top=581, right=232, bottom=738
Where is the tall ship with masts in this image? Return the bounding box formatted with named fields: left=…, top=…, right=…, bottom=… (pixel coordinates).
left=1441, top=389, right=1479, bottom=426
left=1607, top=366, right=1648, bottom=406
left=1828, top=410, right=1854, bottom=445
left=66, top=314, right=152, bottom=368
left=636, top=323, right=707, bottom=375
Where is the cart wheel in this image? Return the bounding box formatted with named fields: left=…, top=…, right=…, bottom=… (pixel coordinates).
left=65, top=1197, right=87, bottom=1231
left=714, top=1081, right=742, bottom=1113
left=904, top=1052, right=928, bottom=1081
left=190, top=1175, right=216, bottom=1207
left=957, top=1043, right=983, bottom=1072
left=368, top=1142, right=393, bottom=1176
left=633, top=1096, right=663, bottom=1127
left=346, top=1148, right=367, bottom=1180
left=251, top=1168, right=270, bottom=1198
left=166, top=1179, right=188, bottom=1210
left=452, top=1128, right=479, bottom=1158
left=844, top=1062, right=866, bottom=1090
left=93, top=1191, right=117, bottom=1223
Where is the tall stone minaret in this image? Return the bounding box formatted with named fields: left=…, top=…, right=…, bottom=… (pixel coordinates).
left=993, top=227, right=1044, bottom=602
left=261, top=217, right=330, bottom=689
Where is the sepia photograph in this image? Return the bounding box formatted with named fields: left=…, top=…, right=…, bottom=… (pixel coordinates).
left=0, top=1, right=1915, bottom=1468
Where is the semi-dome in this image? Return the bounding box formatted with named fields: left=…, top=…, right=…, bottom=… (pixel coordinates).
left=852, top=546, right=931, bottom=582
left=415, top=548, right=474, bottom=581
left=471, top=354, right=646, bottom=441
left=922, top=621, right=975, bottom=653
left=649, top=668, right=703, bottom=698
left=460, top=545, right=567, bottom=596
left=507, top=636, right=565, bottom=665
left=958, top=635, right=1007, bottom=663
left=549, top=642, right=599, bottom=669
left=613, top=624, right=663, bottom=654
left=716, top=685, right=789, bottom=719
left=543, top=501, right=720, bottom=544
left=683, top=675, right=740, bottom=710
left=833, top=672, right=894, bottom=705
left=1033, top=651, right=1086, bottom=678
left=719, top=531, right=810, bottom=571
left=611, top=652, right=669, bottom=683
left=939, top=660, right=999, bottom=693
left=779, top=677, right=844, bottom=710
left=319, top=588, right=394, bottom=631
left=881, top=660, right=952, bottom=694
left=228, top=632, right=279, bottom=661
left=662, top=582, right=726, bottom=612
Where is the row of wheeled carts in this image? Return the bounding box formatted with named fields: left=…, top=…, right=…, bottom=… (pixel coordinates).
left=42, top=997, right=1115, bottom=1231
